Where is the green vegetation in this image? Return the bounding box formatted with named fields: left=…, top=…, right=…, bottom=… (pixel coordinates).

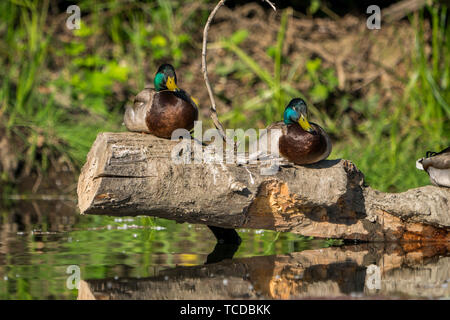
left=1, top=1, right=448, bottom=300
left=215, top=3, right=449, bottom=192
left=0, top=0, right=204, bottom=185
left=336, top=5, right=450, bottom=191
left=0, top=0, right=448, bottom=194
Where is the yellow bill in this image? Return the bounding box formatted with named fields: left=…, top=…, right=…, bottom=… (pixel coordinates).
left=299, top=114, right=314, bottom=133
left=166, top=76, right=178, bottom=91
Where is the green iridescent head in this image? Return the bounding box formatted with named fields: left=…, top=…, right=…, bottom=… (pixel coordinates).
left=154, top=64, right=178, bottom=91
left=283, top=98, right=315, bottom=133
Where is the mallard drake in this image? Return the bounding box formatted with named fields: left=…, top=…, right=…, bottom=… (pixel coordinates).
left=416, top=147, right=450, bottom=187
left=250, top=98, right=332, bottom=165
left=124, top=64, right=198, bottom=139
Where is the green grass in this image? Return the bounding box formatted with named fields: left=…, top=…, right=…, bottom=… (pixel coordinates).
left=0, top=0, right=122, bottom=177
left=335, top=4, right=450, bottom=191
left=0, top=0, right=205, bottom=186
left=0, top=1, right=448, bottom=193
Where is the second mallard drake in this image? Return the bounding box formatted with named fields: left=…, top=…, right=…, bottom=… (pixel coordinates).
left=251, top=98, right=332, bottom=165
left=124, top=64, right=198, bottom=139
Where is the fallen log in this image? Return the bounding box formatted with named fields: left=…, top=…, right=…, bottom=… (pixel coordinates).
left=77, top=132, right=450, bottom=241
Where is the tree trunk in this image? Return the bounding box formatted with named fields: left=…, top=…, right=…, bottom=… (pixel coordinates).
left=77, top=132, right=450, bottom=241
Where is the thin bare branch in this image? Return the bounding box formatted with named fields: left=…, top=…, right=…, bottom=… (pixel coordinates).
left=202, top=0, right=229, bottom=144
left=201, top=0, right=276, bottom=146
left=263, top=0, right=277, bottom=11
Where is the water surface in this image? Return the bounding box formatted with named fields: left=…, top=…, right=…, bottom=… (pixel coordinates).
left=0, top=201, right=449, bottom=300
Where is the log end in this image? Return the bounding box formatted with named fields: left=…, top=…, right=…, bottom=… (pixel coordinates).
left=77, top=133, right=109, bottom=214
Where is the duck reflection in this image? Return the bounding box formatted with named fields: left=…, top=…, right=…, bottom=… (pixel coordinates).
left=78, top=242, right=450, bottom=300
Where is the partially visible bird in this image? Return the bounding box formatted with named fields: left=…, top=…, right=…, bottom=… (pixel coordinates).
left=124, top=64, right=198, bottom=139
left=416, top=146, right=450, bottom=187
left=249, top=98, right=332, bottom=166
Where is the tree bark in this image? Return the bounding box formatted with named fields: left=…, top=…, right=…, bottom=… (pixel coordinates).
left=77, top=132, right=450, bottom=241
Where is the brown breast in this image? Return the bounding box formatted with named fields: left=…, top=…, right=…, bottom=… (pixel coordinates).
left=146, top=91, right=198, bottom=139
left=278, top=123, right=328, bottom=165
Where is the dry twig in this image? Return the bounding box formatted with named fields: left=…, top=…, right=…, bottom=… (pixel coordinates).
left=383, top=0, right=430, bottom=22
left=201, top=0, right=276, bottom=145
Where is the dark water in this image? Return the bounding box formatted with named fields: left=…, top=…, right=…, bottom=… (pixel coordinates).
left=0, top=200, right=449, bottom=300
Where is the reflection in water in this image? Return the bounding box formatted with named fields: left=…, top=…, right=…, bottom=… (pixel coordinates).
left=0, top=201, right=449, bottom=300
left=205, top=243, right=241, bottom=264
left=79, top=243, right=450, bottom=300
left=0, top=200, right=331, bottom=299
